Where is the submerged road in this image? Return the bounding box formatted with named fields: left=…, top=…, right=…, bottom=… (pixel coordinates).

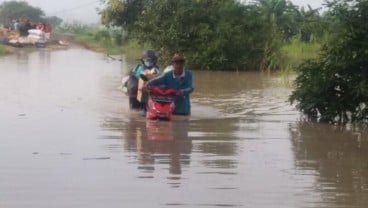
left=0, top=48, right=368, bottom=208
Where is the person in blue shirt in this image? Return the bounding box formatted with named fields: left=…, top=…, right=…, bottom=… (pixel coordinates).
left=125, top=50, right=160, bottom=110
left=147, top=53, right=194, bottom=115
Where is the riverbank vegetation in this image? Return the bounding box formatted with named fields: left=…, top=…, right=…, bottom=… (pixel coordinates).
left=54, top=23, right=146, bottom=58
left=0, top=44, right=5, bottom=55
left=290, top=0, right=368, bottom=123
left=0, top=43, right=15, bottom=55
left=99, top=0, right=326, bottom=71
left=281, top=39, right=321, bottom=71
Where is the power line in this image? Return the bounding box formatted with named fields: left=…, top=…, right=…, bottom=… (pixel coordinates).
left=50, top=0, right=101, bottom=15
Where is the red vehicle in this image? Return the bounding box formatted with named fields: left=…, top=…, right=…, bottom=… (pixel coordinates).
left=145, top=86, right=176, bottom=121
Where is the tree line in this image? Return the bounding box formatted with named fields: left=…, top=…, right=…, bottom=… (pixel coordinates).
left=100, top=0, right=329, bottom=70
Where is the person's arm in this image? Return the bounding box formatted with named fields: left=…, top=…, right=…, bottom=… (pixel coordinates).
left=131, top=64, right=143, bottom=78
left=181, top=71, right=194, bottom=96
left=143, top=67, right=160, bottom=80
left=153, top=65, right=161, bottom=75
left=146, top=72, right=167, bottom=86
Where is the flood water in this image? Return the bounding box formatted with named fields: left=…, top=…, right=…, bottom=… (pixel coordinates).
left=1, top=48, right=368, bottom=208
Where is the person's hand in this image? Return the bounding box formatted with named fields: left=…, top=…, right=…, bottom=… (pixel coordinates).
left=176, top=90, right=184, bottom=96
left=141, top=86, right=149, bottom=92
left=146, top=74, right=156, bottom=80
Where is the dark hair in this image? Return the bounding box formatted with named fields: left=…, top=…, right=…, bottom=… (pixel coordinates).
left=172, top=53, right=185, bottom=62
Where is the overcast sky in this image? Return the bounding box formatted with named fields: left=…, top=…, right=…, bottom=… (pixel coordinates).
left=20, top=0, right=326, bottom=24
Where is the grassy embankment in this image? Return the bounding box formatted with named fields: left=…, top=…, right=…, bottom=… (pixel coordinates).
left=0, top=45, right=5, bottom=55
left=0, top=44, right=16, bottom=55
left=280, top=39, right=321, bottom=73
left=54, top=24, right=144, bottom=60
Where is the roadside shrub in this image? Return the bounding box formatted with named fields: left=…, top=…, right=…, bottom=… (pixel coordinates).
left=290, top=0, right=368, bottom=123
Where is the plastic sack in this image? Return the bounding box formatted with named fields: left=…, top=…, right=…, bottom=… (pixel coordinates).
left=122, top=75, right=138, bottom=97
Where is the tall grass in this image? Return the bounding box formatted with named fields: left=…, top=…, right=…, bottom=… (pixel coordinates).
left=0, top=45, right=5, bottom=55
left=54, top=23, right=149, bottom=60
left=282, top=39, right=321, bottom=66
left=53, top=23, right=322, bottom=73
left=279, top=39, right=321, bottom=75
left=0, top=44, right=13, bottom=55
left=276, top=38, right=322, bottom=84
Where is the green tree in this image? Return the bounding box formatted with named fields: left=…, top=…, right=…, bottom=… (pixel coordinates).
left=290, top=0, right=368, bottom=123
left=256, top=0, right=301, bottom=70
left=257, top=0, right=300, bottom=41
left=43, top=16, right=63, bottom=27
left=0, top=1, right=44, bottom=26
left=100, top=0, right=145, bottom=32
left=97, top=0, right=328, bottom=71
left=298, top=6, right=324, bottom=42
left=134, top=0, right=274, bottom=70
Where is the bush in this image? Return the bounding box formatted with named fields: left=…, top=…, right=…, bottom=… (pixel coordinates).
left=134, top=0, right=280, bottom=71
left=94, top=30, right=111, bottom=42
left=290, top=0, right=368, bottom=123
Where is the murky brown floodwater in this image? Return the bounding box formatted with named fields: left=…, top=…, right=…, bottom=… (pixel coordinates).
left=1, top=48, right=368, bottom=208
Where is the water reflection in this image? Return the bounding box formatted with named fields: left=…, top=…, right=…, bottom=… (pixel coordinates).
left=100, top=111, right=244, bottom=186
left=15, top=50, right=30, bottom=71
left=38, top=49, right=51, bottom=68
left=98, top=113, right=194, bottom=187
left=290, top=121, right=368, bottom=207
left=128, top=118, right=191, bottom=182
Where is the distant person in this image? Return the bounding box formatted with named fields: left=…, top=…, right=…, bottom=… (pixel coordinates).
left=30, top=20, right=37, bottom=29
left=36, top=22, right=44, bottom=31
left=18, top=19, right=27, bottom=36
left=146, top=53, right=194, bottom=115
left=13, top=19, right=19, bottom=32
left=19, top=18, right=32, bottom=36
left=44, top=22, right=52, bottom=39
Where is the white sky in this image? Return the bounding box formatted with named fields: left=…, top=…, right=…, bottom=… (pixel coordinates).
left=18, top=0, right=325, bottom=24
left=291, top=0, right=326, bottom=9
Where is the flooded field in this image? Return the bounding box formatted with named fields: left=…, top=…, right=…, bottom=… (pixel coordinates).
left=1, top=48, right=368, bottom=208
